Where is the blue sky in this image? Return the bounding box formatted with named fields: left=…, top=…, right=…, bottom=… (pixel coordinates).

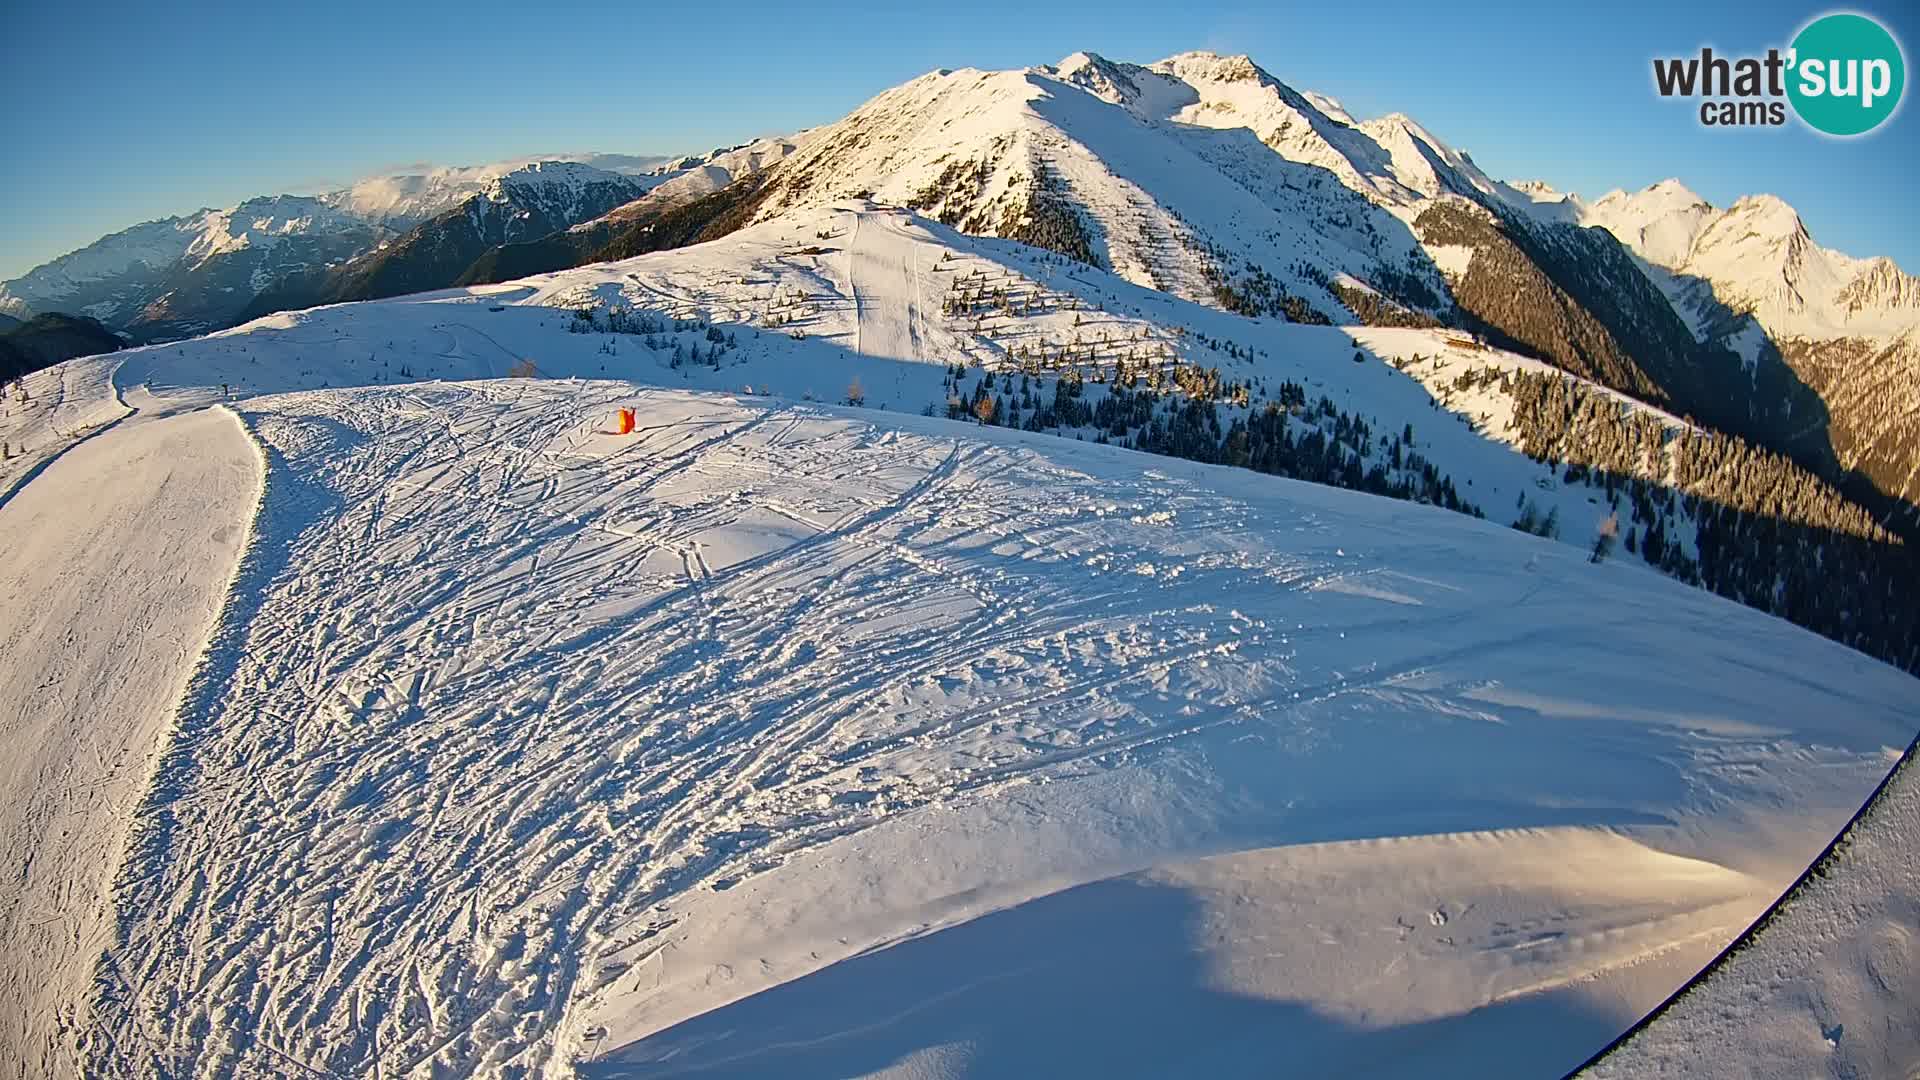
left=3, top=0, right=1915, bottom=281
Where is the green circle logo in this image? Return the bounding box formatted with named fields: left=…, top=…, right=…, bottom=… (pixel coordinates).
left=1788, top=13, right=1905, bottom=135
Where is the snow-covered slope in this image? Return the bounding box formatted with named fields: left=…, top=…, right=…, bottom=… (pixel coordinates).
left=3, top=201, right=1913, bottom=1077
left=3, top=43, right=1914, bottom=1079
left=350, top=202, right=1701, bottom=541
left=17, top=202, right=1906, bottom=659
left=731, top=52, right=1456, bottom=319
left=692, top=50, right=1812, bottom=463
left=37, top=380, right=1920, bottom=1078
left=636, top=133, right=812, bottom=208
left=685, top=50, right=1917, bottom=534
left=74, top=201, right=1878, bottom=591
left=1585, top=741, right=1919, bottom=1079
left=720, top=50, right=1695, bottom=337
left=0, top=354, right=127, bottom=502
left=17, top=51, right=1915, bottom=537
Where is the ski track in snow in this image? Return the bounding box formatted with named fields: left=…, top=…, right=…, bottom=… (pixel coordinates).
left=0, top=402, right=258, bottom=1079
left=845, top=211, right=925, bottom=366
left=56, top=378, right=1914, bottom=1079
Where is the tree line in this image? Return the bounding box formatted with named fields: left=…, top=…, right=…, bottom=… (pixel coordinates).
left=1498, top=366, right=1918, bottom=674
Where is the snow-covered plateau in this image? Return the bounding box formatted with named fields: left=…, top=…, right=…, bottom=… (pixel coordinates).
left=0, top=201, right=1914, bottom=1079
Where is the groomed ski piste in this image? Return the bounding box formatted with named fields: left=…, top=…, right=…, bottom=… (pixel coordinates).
left=1, top=203, right=1915, bottom=1079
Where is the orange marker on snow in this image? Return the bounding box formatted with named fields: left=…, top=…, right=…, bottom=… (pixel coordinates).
left=615, top=408, right=635, bottom=435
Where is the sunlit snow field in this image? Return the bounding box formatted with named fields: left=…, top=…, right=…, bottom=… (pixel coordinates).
left=1, top=206, right=1914, bottom=1079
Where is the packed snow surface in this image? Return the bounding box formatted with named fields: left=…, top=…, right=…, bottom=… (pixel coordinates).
left=1586, top=745, right=1920, bottom=1080
left=0, top=205, right=1913, bottom=1078
left=0, top=400, right=258, bottom=1078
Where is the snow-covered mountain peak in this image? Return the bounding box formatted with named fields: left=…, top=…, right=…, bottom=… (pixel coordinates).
left=1722, top=192, right=1810, bottom=239
left=1301, top=89, right=1358, bottom=126
left=644, top=134, right=811, bottom=185
left=1836, top=256, right=1920, bottom=314
left=482, top=160, right=635, bottom=202
left=1116, top=54, right=1422, bottom=209
left=323, top=163, right=527, bottom=223
left=1704, top=196, right=1825, bottom=287
left=1502, top=179, right=1578, bottom=220
left=0, top=193, right=391, bottom=329
left=559, top=134, right=813, bottom=242
left=1647, top=177, right=1705, bottom=203
left=1044, top=52, right=1159, bottom=110
left=734, top=64, right=1049, bottom=227
left=1150, top=50, right=1272, bottom=86
left=1367, top=111, right=1431, bottom=139
left=1579, top=177, right=1917, bottom=341
left=1587, top=180, right=1712, bottom=228
left=1147, top=50, right=1325, bottom=122
left=0, top=215, right=210, bottom=320
left=726, top=53, right=1432, bottom=315
left=1688, top=210, right=1831, bottom=322
left=0, top=151, right=667, bottom=336
left=185, top=194, right=365, bottom=262
left=1583, top=181, right=1718, bottom=268
left=1510, top=179, right=1563, bottom=198
left=1354, top=112, right=1507, bottom=205
left=1368, top=112, right=1487, bottom=171
left=321, top=155, right=642, bottom=225
left=1054, top=51, right=1141, bottom=93
left=1607, top=177, right=1707, bottom=207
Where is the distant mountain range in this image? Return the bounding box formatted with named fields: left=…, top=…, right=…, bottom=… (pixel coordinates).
left=249, top=137, right=808, bottom=314
left=235, top=161, right=658, bottom=317
left=458, top=136, right=808, bottom=284
left=5, top=51, right=1915, bottom=535
left=0, top=147, right=783, bottom=345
